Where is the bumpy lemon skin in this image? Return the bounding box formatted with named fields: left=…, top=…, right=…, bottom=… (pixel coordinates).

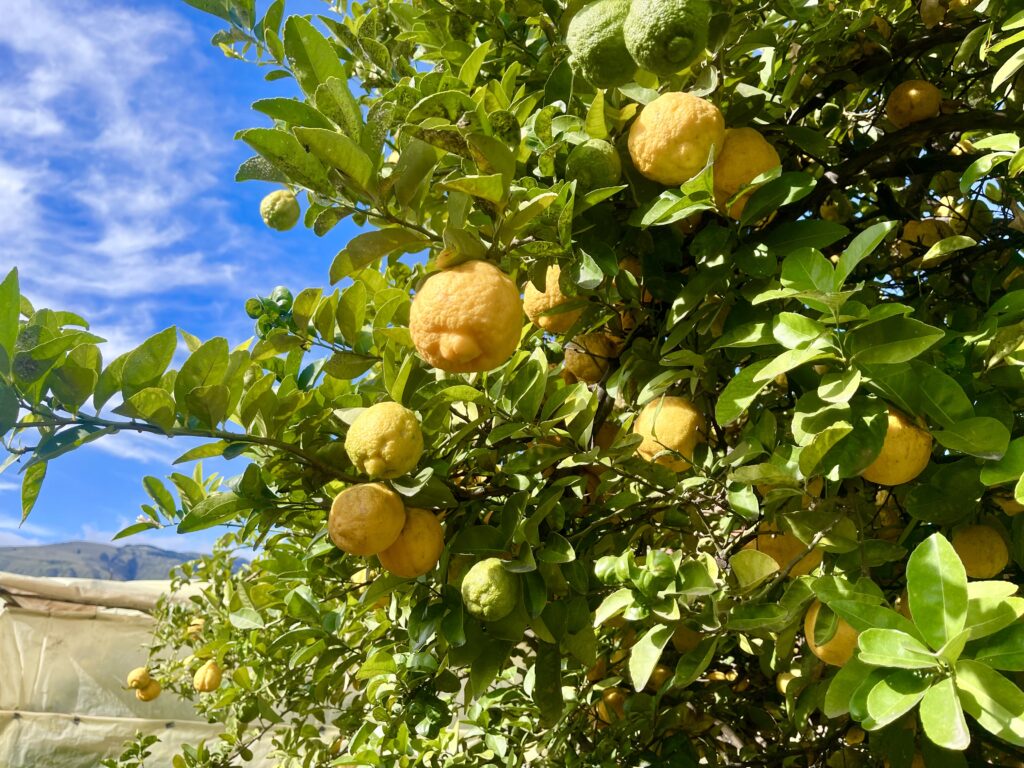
left=409, top=260, right=524, bottom=373
left=860, top=408, right=932, bottom=486
left=952, top=524, right=1009, bottom=579
left=564, top=333, right=620, bottom=384
left=712, top=127, right=781, bottom=219
left=885, top=80, right=942, bottom=129
left=524, top=265, right=582, bottom=334
left=461, top=558, right=518, bottom=621
left=260, top=189, right=300, bottom=231
left=628, top=92, right=726, bottom=186
left=804, top=601, right=859, bottom=667
left=565, top=0, right=637, bottom=88
left=344, top=402, right=424, bottom=479
left=135, top=679, right=162, bottom=702
left=623, top=0, right=710, bottom=76
left=633, top=395, right=705, bottom=471
left=565, top=139, right=622, bottom=193
left=328, top=483, right=407, bottom=556
left=743, top=530, right=822, bottom=578
left=193, top=660, right=223, bottom=693
left=126, top=667, right=151, bottom=690
left=378, top=508, right=445, bottom=578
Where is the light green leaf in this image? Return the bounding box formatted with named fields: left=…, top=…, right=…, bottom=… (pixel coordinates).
left=0, top=268, right=19, bottom=374
left=237, top=127, right=335, bottom=196
left=907, top=533, right=968, bottom=651
left=933, top=417, right=1010, bottom=460
left=715, top=359, right=773, bottom=424
left=229, top=608, right=266, bottom=630
left=834, top=221, right=898, bottom=287
left=439, top=174, right=506, bottom=204
left=864, top=669, right=931, bottom=728
left=857, top=628, right=939, bottom=669
left=824, top=657, right=874, bottom=717
left=921, top=677, right=970, bottom=751
left=329, top=229, right=430, bottom=283
left=628, top=624, right=673, bottom=692
left=956, top=659, right=1024, bottom=746
left=967, top=623, right=1024, bottom=670
left=283, top=16, right=349, bottom=99
left=21, top=461, right=46, bottom=522
left=964, top=595, right=1024, bottom=641
left=293, top=127, right=373, bottom=189
left=729, top=549, right=779, bottom=590
left=314, top=77, right=364, bottom=140
left=458, top=39, right=492, bottom=87
left=121, top=327, right=177, bottom=400
left=178, top=493, right=252, bottom=533
left=848, top=316, right=944, bottom=364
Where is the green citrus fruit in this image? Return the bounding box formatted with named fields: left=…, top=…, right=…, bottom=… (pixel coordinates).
left=460, top=558, right=518, bottom=621
left=565, top=139, right=622, bottom=192
left=623, top=0, right=710, bottom=77
left=566, top=0, right=637, bottom=88
left=260, top=189, right=300, bottom=231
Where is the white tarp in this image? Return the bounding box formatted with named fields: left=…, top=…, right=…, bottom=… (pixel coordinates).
left=0, top=570, right=274, bottom=767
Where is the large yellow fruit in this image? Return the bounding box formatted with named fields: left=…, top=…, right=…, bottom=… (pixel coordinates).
left=898, top=219, right=955, bottom=266
left=409, top=260, right=523, bottom=373
left=860, top=408, right=932, bottom=486
left=627, top=92, right=725, bottom=186
left=344, top=402, right=424, bottom=479
left=564, top=332, right=620, bottom=383
left=935, top=195, right=994, bottom=236
left=328, top=483, right=407, bottom=556
left=595, top=687, right=628, bottom=724
left=126, top=667, right=151, bottom=690
left=135, top=679, right=161, bottom=702
left=885, top=80, right=942, bottom=129
left=633, top=395, right=705, bottom=471
left=193, top=660, right=223, bottom=693
left=523, top=265, right=582, bottom=334
left=712, top=128, right=781, bottom=220
left=377, top=507, right=445, bottom=578
left=804, top=601, right=859, bottom=666
left=743, top=528, right=822, bottom=578
left=952, top=524, right=1009, bottom=579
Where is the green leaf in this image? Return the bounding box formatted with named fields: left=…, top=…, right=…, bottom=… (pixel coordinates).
left=174, top=337, right=229, bottom=413
left=829, top=601, right=923, bottom=640
left=834, top=221, right=898, bottom=287
left=584, top=90, right=608, bottom=139
left=114, top=388, right=177, bottom=432
left=21, top=461, right=46, bottom=521
left=324, top=351, right=377, bottom=380
left=237, top=127, right=334, bottom=196
left=921, top=677, right=970, bottom=751
left=293, top=127, right=373, bottom=189
left=594, top=588, right=633, bottom=625
left=439, top=174, right=506, bottom=204
left=122, top=327, right=177, bottom=399
left=933, top=417, right=1010, bottom=459
left=919, top=235, right=975, bottom=266
left=0, top=381, right=18, bottom=436
left=173, top=441, right=230, bottom=464
left=0, top=268, right=19, bottom=374
left=864, top=669, right=931, bottom=728
left=458, top=39, right=492, bottom=87
left=956, top=659, right=1024, bottom=747
left=857, top=628, right=939, bottom=669
left=251, top=97, right=334, bottom=128
left=980, top=437, right=1024, bottom=485
left=229, top=608, right=266, bottom=630
left=314, top=77, right=364, bottom=141
left=113, top=521, right=160, bottom=540
left=967, top=623, right=1024, bottom=670
left=907, top=533, right=968, bottom=651
left=235, top=155, right=288, bottom=183
left=178, top=493, right=252, bottom=533
left=847, top=316, right=944, bottom=364
left=824, top=657, right=874, bottom=717
left=329, top=229, right=430, bottom=283
left=779, top=247, right=834, bottom=294
left=761, top=220, right=849, bottom=252
left=628, top=624, right=673, bottom=692
left=729, top=549, right=779, bottom=590
left=532, top=642, right=564, bottom=727
left=740, top=172, right=816, bottom=226
left=715, top=359, right=773, bottom=424
left=283, top=16, right=349, bottom=99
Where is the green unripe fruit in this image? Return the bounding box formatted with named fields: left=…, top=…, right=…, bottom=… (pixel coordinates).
left=623, top=0, right=711, bottom=77
left=460, top=558, right=518, bottom=621
left=244, top=298, right=264, bottom=319
left=565, top=139, right=622, bottom=193
left=260, top=189, right=300, bottom=231
left=566, top=0, right=637, bottom=88
left=270, top=286, right=293, bottom=311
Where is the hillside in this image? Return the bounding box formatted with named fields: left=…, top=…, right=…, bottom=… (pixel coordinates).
left=0, top=541, right=200, bottom=580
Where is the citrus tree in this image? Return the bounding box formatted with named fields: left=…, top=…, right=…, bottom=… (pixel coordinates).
left=6, top=0, right=1024, bottom=764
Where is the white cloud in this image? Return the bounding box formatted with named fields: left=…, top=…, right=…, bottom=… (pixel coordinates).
left=85, top=430, right=182, bottom=466
left=0, top=515, right=53, bottom=538
left=0, top=531, right=45, bottom=547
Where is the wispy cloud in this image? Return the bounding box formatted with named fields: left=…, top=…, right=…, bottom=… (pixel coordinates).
left=85, top=429, right=183, bottom=466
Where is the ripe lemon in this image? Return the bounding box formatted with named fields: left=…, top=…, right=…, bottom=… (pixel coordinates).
left=623, top=0, right=710, bottom=76
left=935, top=195, right=993, bottom=236
left=524, top=264, right=583, bottom=334
left=564, top=332, right=620, bottom=383
left=193, top=660, right=223, bottom=693
left=260, top=189, right=300, bottom=231
left=627, top=92, right=725, bottom=186
left=565, top=139, right=622, bottom=192
left=633, top=395, right=705, bottom=471
left=126, top=667, right=151, bottom=690
left=952, top=524, right=1009, bottom=579
left=886, top=80, right=942, bottom=129
left=565, top=0, right=636, bottom=88
left=461, top=558, right=518, bottom=621
left=860, top=408, right=932, bottom=486
left=596, top=687, right=628, bottom=724
left=377, top=507, right=445, bottom=578
left=344, top=402, right=424, bottom=479
left=743, top=528, right=822, bottom=578
left=409, top=260, right=523, bottom=373
left=186, top=617, right=205, bottom=640
left=712, top=128, right=781, bottom=220
left=671, top=623, right=702, bottom=653
left=804, top=601, right=859, bottom=666
left=135, top=679, right=161, bottom=702
left=899, top=219, right=955, bottom=266
left=647, top=664, right=674, bottom=692
left=328, top=483, right=407, bottom=556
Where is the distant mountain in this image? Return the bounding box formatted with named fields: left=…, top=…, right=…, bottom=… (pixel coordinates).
left=0, top=541, right=200, bottom=580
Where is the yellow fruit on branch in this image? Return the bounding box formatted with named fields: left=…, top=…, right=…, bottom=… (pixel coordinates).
left=743, top=528, right=822, bottom=578
left=712, top=127, right=781, bottom=220
left=344, top=401, right=424, bottom=479
left=646, top=664, right=674, bottom=692
left=460, top=558, right=518, bottom=621
left=595, top=687, right=628, bottom=725
left=126, top=667, right=151, bottom=690
left=952, top=524, right=1009, bottom=579
left=633, top=395, right=705, bottom=472
left=898, top=219, right=955, bottom=266
left=804, top=601, right=859, bottom=666
left=860, top=408, right=932, bottom=486
left=671, top=622, right=702, bottom=654
left=523, top=264, right=583, bottom=334
left=564, top=332, right=620, bottom=383
left=377, top=507, right=445, bottom=578
left=935, top=195, right=993, bottom=236
left=135, top=679, right=161, bottom=702
left=260, top=189, right=300, bottom=231
left=328, top=483, right=407, bottom=556
left=409, top=260, right=523, bottom=373
left=186, top=617, right=205, bottom=639
left=627, top=92, right=725, bottom=186
left=193, top=660, right=223, bottom=693
left=885, top=80, right=942, bottom=129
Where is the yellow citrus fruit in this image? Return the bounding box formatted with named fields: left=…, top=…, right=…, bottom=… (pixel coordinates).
left=377, top=507, right=445, bottom=578
left=845, top=726, right=866, bottom=746
left=885, top=80, right=942, bottom=129
left=564, top=332, right=620, bottom=383
left=186, top=617, right=205, bottom=639
left=671, top=623, right=702, bottom=654
left=860, top=408, right=932, bottom=486
left=743, top=528, right=823, bottom=578
left=633, top=395, right=705, bottom=472
left=804, top=601, right=859, bottom=666
left=647, top=664, right=674, bottom=692
left=523, top=264, right=582, bottom=334
left=952, top=524, right=1009, bottom=579
left=935, top=195, right=993, bottom=236
left=344, top=402, right=424, bottom=479
left=193, top=660, right=223, bottom=693
left=712, top=128, right=781, bottom=220
left=328, top=483, right=407, bottom=556
left=993, top=493, right=1024, bottom=516
left=126, top=667, right=151, bottom=690
left=350, top=567, right=388, bottom=608
left=627, top=92, right=726, bottom=186
left=775, top=670, right=800, bottom=695
left=899, top=219, right=955, bottom=266
left=596, top=687, right=628, bottom=724
left=135, top=679, right=161, bottom=702
left=461, top=558, right=518, bottom=621
left=409, top=260, right=523, bottom=373
left=260, top=189, right=300, bottom=231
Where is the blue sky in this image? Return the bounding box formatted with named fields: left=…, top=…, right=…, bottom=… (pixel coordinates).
left=0, top=1, right=358, bottom=551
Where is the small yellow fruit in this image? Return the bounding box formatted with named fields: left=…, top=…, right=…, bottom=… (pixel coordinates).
left=523, top=265, right=583, bottom=334
left=260, top=189, right=300, bottom=231
left=135, top=679, right=161, bottom=702
left=344, top=402, right=424, bottom=479
left=193, top=660, right=223, bottom=693
left=712, top=127, right=781, bottom=219
left=899, top=219, right=955, bottom=266
left=671, top=623, right=702, bottom=654
left=993, top=493, right=1024, bottom=516
left=935, top=196, right=994, bottom=236
left=186, top=617, right=205, bottom=639
left=845, top=726, right=866, bottom=745
left=377, top=507, right=445, bottom=578
left=952, top=524, right=1010, bottom=579
left=409, top=260, right=523, bottom=373
left=860, top=408, right=932, bottom=486
left=743, top=528, right=822, bottom=578
left=804, top=601, right=859, bottom=666
left=126, top=667, right=151, bottom=690
left=596, top=687, right=628, bottom=724
left=886, top=80, right=942, bottom=129
left=633, top=395, right=705, bottom=472
left=776, top=670, right=800, bottom=695
left=564, top=332, right=620, bottom=383
left=647, top=664, right=674, bottom=691
left=328, top=483, right=407, bottom=556
left=627, top=92, right=726, bottom=186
